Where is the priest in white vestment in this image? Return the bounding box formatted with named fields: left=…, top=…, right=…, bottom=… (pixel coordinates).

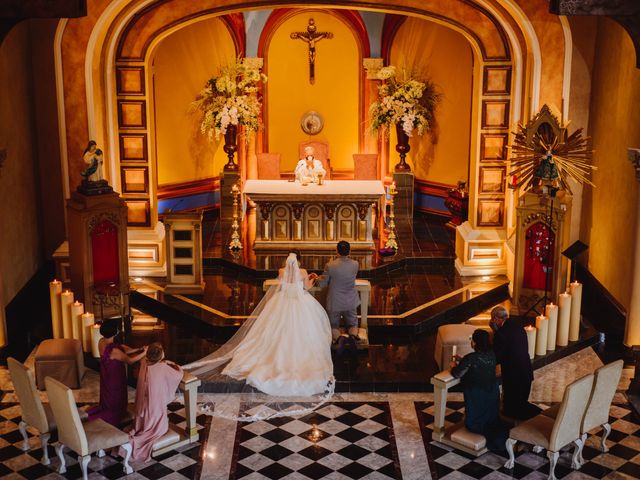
left=295, top=146, right=326, bottom=183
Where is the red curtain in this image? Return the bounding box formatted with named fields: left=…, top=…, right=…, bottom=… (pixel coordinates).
left=523, top=221, right=555, bottom=290
left=91, top=220, right=120, bottom=285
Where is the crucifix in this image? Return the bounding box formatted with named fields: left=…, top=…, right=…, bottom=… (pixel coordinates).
left=290, top=18, right=333, bottom=85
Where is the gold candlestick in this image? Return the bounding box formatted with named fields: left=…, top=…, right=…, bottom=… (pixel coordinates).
left=385, top=182, right=398, bottom=250
left=229, top=183, right=243, bottom=250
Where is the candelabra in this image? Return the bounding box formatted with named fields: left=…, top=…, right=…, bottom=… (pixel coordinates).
left=384, top=182, right=398, bottom=250
left=229, top=183, right=243, bottom=250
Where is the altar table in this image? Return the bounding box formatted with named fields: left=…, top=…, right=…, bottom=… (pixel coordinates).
left=244, top=180, right=385, bottom=250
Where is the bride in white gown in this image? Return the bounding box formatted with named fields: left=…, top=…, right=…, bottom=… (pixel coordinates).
left=184, top=252, right=335, bottom=419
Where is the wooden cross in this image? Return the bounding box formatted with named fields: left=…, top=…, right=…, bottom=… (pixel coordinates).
left=290, top=18, right=333, bottom=85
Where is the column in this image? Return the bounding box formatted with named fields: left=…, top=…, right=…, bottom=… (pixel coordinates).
left=243, top=58, right=263, bottom=180
left=363, top=58, right=383, bottom=178
left=625, top=149, right=640, bottom=346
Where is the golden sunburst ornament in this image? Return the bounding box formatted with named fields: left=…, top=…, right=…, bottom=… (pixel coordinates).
left=509, top=106, right=596, bottom=193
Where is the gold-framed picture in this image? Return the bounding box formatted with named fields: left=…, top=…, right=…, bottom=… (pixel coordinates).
left=119, top=133, right=147, bottom=162
left=118, top=100, right=146, bottom=129
left=483, top=66, right=511, bottom=95
left=480, top=133, right=508, bottom=161
left=477, top=198, right=504, bottom=227
left=116, top=66, right=145, bottom=95
left=479, top=166, right=506, bottom=193
left=125, top=199, right=150, bottom=227
left=121, top=166, right=149, bottom=194
left=482, top=100, right=510, bottom=129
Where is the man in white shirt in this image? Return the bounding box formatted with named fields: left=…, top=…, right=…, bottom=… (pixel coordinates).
left=295, top=146, right=326, bottom=183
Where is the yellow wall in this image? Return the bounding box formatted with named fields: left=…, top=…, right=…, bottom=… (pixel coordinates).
left=390, top=17, right=473, bottom=185
left=581, top=18, right=640, bottom=324
left=153, top=17, right=236, bottom=185
left=266, top=11, right=360, bottom=171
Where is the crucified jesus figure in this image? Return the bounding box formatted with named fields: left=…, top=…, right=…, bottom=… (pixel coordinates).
left=290, top=18, right=333, bottom=85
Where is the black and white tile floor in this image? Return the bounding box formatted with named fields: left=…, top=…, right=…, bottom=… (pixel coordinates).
left=0, top=348, right=637, bottom=479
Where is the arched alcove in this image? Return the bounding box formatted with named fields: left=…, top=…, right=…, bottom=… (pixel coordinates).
left=151, top=17, right=237, bottom=186
left=263, top=10, right=362, bottom=171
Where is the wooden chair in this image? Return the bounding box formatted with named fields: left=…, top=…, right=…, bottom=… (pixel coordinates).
left=8, top=357, right=88, bottom=465
left=542, top=359, right=623, bottom=466
left=299, top=140, right=331, bottom=179
left=353, top=153, right=378, bottom=180
left=505, top=373, right=594, bottom=480
left=256, top=152, right=281, bottom=179
left=45, top=377, right=133, bottom=480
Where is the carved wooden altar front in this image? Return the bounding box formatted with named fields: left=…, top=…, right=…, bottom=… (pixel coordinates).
left=244, top=180, right=385, bottom=250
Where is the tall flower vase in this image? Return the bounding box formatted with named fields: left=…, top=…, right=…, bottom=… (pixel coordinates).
left=394, top=123, right=411, bottom=172
left=223, top=124, right=239, bottom=172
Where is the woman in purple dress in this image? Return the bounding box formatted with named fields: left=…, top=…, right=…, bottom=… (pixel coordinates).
left=88, top=320, right=147, bottom=426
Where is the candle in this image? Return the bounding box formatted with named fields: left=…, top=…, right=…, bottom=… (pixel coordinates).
left=545, top=303, right=559, bottom=351
left=452, top=345, right=457, bottom=359
left=569, top=281, right=583, bottom=341
left=91, top=324, right=103, bottom=358
left=70, top=301, right=83, bottom=342
left=49, top=280, right=62, bottom=339
left=557, top=292, right=572, bottom=346
left=60, top=291, right=74, bottom=339
left=81, top=313, right=95, bottom=352
left=535, top=315, right=549, bottom=356
left=525, top=325, right=536, bottom=360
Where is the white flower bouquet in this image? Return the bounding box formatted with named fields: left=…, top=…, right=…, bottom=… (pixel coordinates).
left=369, top=65, right=440, bottom=137
left=191, top=59, right=267, bottom=140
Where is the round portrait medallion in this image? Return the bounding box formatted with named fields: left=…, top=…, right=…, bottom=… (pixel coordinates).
left=300, top=111, right=324, bottom=135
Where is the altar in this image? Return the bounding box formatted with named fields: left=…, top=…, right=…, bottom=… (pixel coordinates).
left=244, top=180, right=385, bottom=250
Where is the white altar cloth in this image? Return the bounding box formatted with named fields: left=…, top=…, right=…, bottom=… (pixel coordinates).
left=243, top=180, right=385, bottom=197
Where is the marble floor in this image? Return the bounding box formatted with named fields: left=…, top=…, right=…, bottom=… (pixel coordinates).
left=0, top=348, right=634, bottom=479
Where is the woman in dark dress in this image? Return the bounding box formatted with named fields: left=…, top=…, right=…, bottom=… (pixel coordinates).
left=451, top=329, right=507, bottom=452
left=87, top=320, right=147, bottom=426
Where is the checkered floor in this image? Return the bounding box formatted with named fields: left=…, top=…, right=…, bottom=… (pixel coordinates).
left=230, top=402, right=402, bottom=479
left=0, top=401, right=210, bottom=479
left=416, top=400, right=640, bottom=479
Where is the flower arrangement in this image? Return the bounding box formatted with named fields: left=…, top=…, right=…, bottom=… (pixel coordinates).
left=191, top=59, right=267, bottom=140
left=369, top=65, right=440, bottom=137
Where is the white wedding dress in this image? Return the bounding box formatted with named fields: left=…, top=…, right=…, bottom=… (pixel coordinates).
left=184, top=254, right=334, bottom=413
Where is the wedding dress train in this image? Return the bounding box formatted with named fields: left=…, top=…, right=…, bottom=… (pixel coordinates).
left=184, top=253, right=335, bottom=418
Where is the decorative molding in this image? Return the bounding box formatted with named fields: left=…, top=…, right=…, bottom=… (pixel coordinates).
left=157, top=177, right=219, bottom=199
left=628, top=148, right=640, bottom=182
left=363, top=57, right=384, bottom=79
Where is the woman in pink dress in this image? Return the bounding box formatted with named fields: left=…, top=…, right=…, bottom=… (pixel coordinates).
left=87, top=320, right=147, bottom=426
left=128, top=343, right=183, bottom=462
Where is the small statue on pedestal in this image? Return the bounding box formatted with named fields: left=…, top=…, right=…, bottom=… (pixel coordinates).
left=78, top=140, right=113, bottom=195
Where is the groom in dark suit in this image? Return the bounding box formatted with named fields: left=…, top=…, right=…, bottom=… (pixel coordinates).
left=317, top=241, right=360, bottom=343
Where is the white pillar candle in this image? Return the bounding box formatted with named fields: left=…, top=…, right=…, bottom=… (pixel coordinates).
left=569, top=281, right=583, bottom=342
left=525, top=325, right=536, bottom=360
left=557, top=292, right=572, bottom=346
left=535, top=315, right=549, bottom=356
left=81, top=313, right=95, bottom=352
left=452, top=345, right=457, bottom=358
left=70, top=301, right=83, bottom=342
left=49, top=280, right=62, bottom=339
left=545, top=303, right=559, bottom=351
left=60, top=291, right=74, bottom=339
left=91, top=324, right=103, bottom=358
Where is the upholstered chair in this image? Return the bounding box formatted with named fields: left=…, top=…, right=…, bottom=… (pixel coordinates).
left=45, top=377, right=133, bottom=480
left=353, top=153, right=378, bottom=180
left=257, top=152, right=282, bottom=179
left=8, top=357, right=88, bottom=465
left=299, top=140, right=331, bottom=179
left=505, top=373, right=594, bottom=480
left=542, top=359, right=623, bottom=466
